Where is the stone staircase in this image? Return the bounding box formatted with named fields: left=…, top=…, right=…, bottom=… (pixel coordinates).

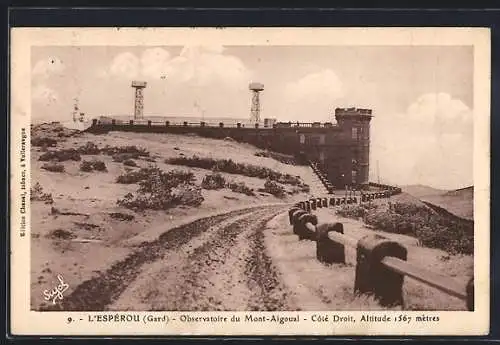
left=309, top=161, right=335, bottom=195
left=304, top=163, right=330, bottom=197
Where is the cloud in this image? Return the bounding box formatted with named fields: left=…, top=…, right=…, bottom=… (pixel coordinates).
left=32, top=57, right=65, bottom=79
left=106, top=46, right=251, bottom=87
left=100, top=46, right=253, bottom=119
left=140, top=47, right=171, bottom=79
left=281, top=69, right=344, bottom=122
left=407, top=92, right=472, bottom=127
left=31, top=84, right=63, bottom=122
left=371, top=93, right=473, bottom=189
left=32, top=84, right=58, bottom=103
left=109, top=52, right=140, bottom=79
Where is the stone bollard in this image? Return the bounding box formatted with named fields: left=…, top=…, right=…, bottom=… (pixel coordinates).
left=322, top=198, right=328, bottom=207
left=466, top=278, right=474, bottom=311
left=291, top=210, right=308, bottom=235
left=296, top=213, right=318, bottom=241
left=305, top=200, right=311, bottom=212
left=288, top=207, right=302, bottom=225
left=310, top=199, right=317, bottom=210
left=354, top=234, right=408, bottom=307
left=316, top=223, right=345, bottom=264
left=317, top=198, right=323, bottom=208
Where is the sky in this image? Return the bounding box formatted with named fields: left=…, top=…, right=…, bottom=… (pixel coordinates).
left=31, top=45, right=474, bottom=190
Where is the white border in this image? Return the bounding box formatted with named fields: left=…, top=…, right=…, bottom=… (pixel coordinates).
left=9, top=27, right=491, bottom=336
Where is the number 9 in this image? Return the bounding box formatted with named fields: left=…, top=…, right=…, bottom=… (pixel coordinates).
left=67, top=317, right=73, bottom=323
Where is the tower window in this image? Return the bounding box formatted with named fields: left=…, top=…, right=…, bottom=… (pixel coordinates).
left=352, top=127, right=358, bottom=139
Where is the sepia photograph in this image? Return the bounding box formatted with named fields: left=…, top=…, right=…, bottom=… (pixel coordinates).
left=10, top=27, right=490, bottom=336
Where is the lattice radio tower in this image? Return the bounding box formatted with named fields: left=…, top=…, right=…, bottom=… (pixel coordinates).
left=131, top=81, right=147, bottom=119
left=249, top=82, right=264, bottom=123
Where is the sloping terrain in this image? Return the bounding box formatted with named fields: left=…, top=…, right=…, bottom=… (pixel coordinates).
left=403, top=185, right=474, bottom=220
left=30, top=125, right=310, bottom=310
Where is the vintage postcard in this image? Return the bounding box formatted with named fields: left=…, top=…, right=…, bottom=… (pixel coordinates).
left=10, top=27, right=490, bottom=336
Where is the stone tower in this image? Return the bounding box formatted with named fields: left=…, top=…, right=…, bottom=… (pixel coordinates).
left=335, top=107, right=373, bottom=189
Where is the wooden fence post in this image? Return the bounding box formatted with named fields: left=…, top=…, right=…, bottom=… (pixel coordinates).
left=354, top=234, right=408, bottom=307
left=316, top=223, right=345, bottom=264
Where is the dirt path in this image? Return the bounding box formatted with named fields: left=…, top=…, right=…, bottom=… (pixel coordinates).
left=48, top=205, right=291, bottom=311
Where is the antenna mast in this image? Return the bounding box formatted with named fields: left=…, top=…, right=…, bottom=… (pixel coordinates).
left=249, top=82, right=264, bottom=123
left=72, top=98, right=79, bottom=122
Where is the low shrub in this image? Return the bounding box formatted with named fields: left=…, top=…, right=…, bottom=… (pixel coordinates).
left=300, top=183, right=310, bottom=193
left=112, top=152, right=141, bottom=163
left=30, top=182, right=54, bottom=204
left=77, top=141, right=100, bottom=154
left=80, top=161, right=93, bottom=172
left=336, top=203, right=378, bottom=219
left=31, top=136, right=57, bottom=147
left=47, top=229, right=75, bottom=240
left=108, top=212, right=135, bottom=221
left=41, top=162, right=65, bottom=172
left=166, top=155, right=303, bottom=185
left=336, top=201, right=473, bottom=255
left=201, top=173, right=226, bottom=190
left=116, top=167, right=202, bottom=211
left=101, top=145, right=149, bottom=157
left=92, top=160, right=107, bottom=171
left=123, top=159, right=138, bottom=167
left=172, top=184, right=204, bottom=207
left=39, top=148, right=81, bottom=162
left=228, top=181, right=255, bottom=196
left=254, top=151, right=270, bottom=158
left=80, top=159, right=107, bottom=172
left=263, top=179, right=286, bottom=198
left=116, top=166, right=164, bottom=184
